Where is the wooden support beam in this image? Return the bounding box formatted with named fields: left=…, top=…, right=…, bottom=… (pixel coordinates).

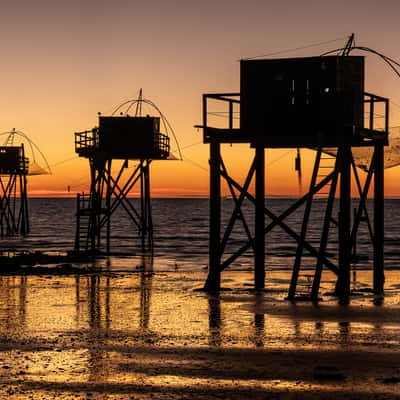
left=0, top=170, right=29, bottom=237
left=77, top=156, right=153, bottom=255
left=204, top=140, right=221, bottom=291
left=350, top=156, right=374, bottom=245
left=312, top=162, right=339, bottom=300
left=336, top=145, right=352, bottom=298
left=254, top=145, right=265, bottom=290
left=106, top=159, right=112, bottom=253
left=219, top=158, right=256, bottom=254
left=219, top=170, right=339, bottom=275
left=373, top=143, right=385, bottom=295
left=288, top=149, right=321, bottom=299
left=102, top=166, right=142, bottom=227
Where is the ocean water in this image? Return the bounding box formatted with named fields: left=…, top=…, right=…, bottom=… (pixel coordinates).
left=0, top=197, right=399, bottom=272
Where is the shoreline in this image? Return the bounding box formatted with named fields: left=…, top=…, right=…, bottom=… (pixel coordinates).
left=0, top=270, right=398, bottom=399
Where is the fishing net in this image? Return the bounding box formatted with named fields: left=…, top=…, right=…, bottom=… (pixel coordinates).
left=322, top=127, right=400, bottom=170
left=0, top=130, right=51, bottom=175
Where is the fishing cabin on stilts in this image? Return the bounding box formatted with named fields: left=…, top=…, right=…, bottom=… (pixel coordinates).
left=0, top=129, right=51, bottom=237
left=0, top=144, right=29, bottom=236
left=74, top=91, right=179, bottom=255
left=200, top=38, right=391, bottom=300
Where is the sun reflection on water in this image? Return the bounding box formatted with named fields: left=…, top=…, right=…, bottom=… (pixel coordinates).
left=0, top=269, right=398, bottom=399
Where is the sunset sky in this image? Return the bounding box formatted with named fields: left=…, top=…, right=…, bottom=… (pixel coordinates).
left=1, top=0, right=400, bottom=197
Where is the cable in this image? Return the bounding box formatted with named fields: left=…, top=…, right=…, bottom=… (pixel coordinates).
left=182, top=149, right=296, bottom=176
left=321, top=45, right=400, bottom=79
left=391, top=101, right=400, bottom=109
left=321, top=42, right=400, bottom=127
left=243, top=36, right=347, bottom=60
left=169, top=140, right=203, bottom=156
left=177, top=141, right=203, bottom=151
left=49, top=156, right=79, bottom=168
left=208, top=112, right=240, bottom=120
left=182, top=156, right=208, bottom=173
left=266, top=150, right=293, bottom=166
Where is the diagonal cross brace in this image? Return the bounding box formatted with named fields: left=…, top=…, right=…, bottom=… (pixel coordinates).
left=350, top=155, right=374, bottom=244
left=219, top=158, right=256, bottom=255
left=219, top=169, right=339, bottom=275
left=99, top=167, right=142, bottom=230
left=0, top=175, right=18, bottom=233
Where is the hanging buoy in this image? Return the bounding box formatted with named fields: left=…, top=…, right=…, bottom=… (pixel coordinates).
left=295, top=148, right=301, bottom=172
left=295, top=148, right=302, bottom=191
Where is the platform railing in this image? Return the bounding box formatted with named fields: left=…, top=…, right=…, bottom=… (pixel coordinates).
left=20, top=157, right=29, bottom=174
left=202, top=92, right=389, bottom=141
left=153, top=132, right=170, bottom=156
left=364, top=92, right=389, bottom=133
left=202, top=93, right=240, bottom=142
left=74, top=129, right=99, bottom=153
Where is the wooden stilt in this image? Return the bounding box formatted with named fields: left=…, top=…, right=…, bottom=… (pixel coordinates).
left=289, top=150, right=321, bottom=299
left=254, top=145, right=265, bottom=290
left=204, top=140, right=221, bottom=291
left=373, top=143, right=385, bottom=294
left=336, top=145, right=352, bottom=298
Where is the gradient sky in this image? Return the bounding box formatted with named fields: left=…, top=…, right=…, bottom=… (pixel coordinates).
left=1, top=0, right=400, bottom=196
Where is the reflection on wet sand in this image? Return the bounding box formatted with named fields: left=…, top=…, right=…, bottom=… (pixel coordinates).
left=0, top=276, right=28, bottom=334
left=253, top=293, right=265, bottom=348
left=208, top=293, right=221, bottom=347
left=140, top=272, right=153, bottom=330
left=0, top=270, right=398, bottom=399
left=84, top=275, right=111, bottom=382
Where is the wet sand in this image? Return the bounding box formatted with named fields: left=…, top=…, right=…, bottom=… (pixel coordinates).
left=0, top=269, right=399, bottom=399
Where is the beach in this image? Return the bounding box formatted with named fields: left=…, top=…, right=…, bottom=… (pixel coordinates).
left=0, top=268, right=399, bottom=399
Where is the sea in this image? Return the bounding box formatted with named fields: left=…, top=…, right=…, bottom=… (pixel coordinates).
left=1, top=197, right=399, bottom=273
left=0, top=199, right=400, bottom=400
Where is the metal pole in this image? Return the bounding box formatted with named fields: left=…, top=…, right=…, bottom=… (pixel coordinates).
left=373, top=143, right=385, bottom=294
left=204, top=140, right=221, bottom=291
left=254, top=145, right=265, bottom=290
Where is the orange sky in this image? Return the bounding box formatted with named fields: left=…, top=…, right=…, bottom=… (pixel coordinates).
left=1, top=0, right=400, bottom=197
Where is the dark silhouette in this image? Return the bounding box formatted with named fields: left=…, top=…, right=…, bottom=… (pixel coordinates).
left=74, top=90, right=176, bottom=256
left=202, top=35, right=388, bottom=300
left=0, top=145, right=29, bottom=236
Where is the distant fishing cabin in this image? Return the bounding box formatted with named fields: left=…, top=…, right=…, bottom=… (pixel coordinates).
left=0, top=129, right=51, bottom=237
left=74, top=91, right=177, bottom=255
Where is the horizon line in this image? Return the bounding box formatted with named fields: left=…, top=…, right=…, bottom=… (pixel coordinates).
left=26, top=195, right=400, bottom=200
